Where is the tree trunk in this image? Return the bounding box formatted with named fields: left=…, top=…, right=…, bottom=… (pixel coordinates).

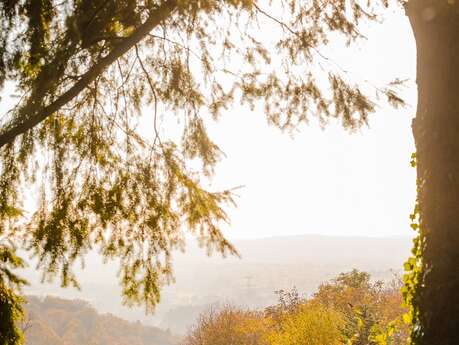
left=407, top=1, right=459, bottom=344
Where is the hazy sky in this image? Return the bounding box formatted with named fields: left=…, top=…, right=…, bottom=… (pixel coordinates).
left=205, top=9, right=418, bottom=239
left=0, top=7, right=417, bottom=241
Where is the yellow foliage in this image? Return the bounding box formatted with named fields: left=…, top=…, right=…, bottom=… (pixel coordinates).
left=265, top=302, right=344, bottom=345
left=182, top=305, right=270, bottom=345
left=182, top=271, right=408, bottom=345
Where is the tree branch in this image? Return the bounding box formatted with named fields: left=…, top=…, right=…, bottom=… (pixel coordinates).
left=0, top=0, right=177, bottom=149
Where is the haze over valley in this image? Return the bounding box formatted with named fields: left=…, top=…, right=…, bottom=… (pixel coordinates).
left=21, top=234, right=412, bottom=336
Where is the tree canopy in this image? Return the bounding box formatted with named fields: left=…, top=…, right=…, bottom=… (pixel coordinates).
left=0, top=1, right=407, bottom=344
left=182, top=270, right=408, bottom=345
left=23, top=295, right=178, bottom=345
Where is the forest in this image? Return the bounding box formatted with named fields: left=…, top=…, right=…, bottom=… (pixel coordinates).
left=20, top=234, right=411, bottom=334
left=22, top=270, right=407, bottom=345
left=181, top=270, right=408, bottom=345
left=23, top=296, right=178, bottom=345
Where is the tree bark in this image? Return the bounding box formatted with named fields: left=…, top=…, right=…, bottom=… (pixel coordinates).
left=407, top=1, right=459, bottom=343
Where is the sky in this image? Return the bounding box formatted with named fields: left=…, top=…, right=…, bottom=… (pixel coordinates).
left=203, top=8, right=418, bottom=239
left=0, top=6, right=417, bottom=241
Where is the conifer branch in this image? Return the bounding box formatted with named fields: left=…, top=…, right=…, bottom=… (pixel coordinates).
left=0, top=0, right=177, bottom=149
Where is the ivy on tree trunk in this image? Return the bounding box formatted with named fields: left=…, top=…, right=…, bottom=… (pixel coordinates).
left=406, top=1, right=459, bottom=343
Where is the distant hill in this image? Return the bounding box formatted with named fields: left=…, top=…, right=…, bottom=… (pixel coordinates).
left=24, top=296, right=179, bottom=345
left=20, top=234, right=413, bottom=334
left=175, top=234, right=413, bottom=266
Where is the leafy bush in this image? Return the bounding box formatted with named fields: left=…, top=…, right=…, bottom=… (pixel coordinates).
left=182, top=270, right=408, bottom=345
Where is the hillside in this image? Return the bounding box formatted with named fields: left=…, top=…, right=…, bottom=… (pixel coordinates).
left=158, top=235, right=412, bottom=333
left=20, top=234, right=413, bottom=334
left=24, top=296, right=179, bottom=345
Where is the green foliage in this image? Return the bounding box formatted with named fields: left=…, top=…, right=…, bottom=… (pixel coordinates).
left=0, top=246, right=28, bottom=345
left=0, top=286, right=25, bottom=345
left=0, top=1, right=405, bottom=343
left=402, top=154, right=424, bottom=344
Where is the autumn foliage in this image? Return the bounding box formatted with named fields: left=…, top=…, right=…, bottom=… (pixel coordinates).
left=182, top=270, right=408, bottom=345
left=23, top=296, right=178, bottom=345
